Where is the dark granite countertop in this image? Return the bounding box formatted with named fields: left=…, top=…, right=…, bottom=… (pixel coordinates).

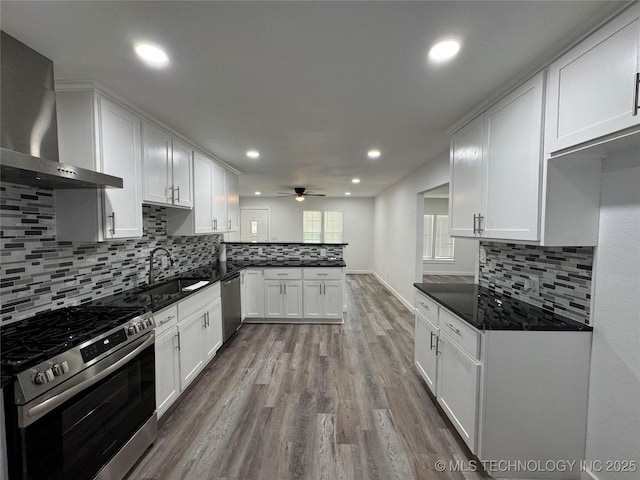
left=414, top=283, right=592, bottom=332
left=83, top=259, right=346, bottom=313
left=223, top=242, right=348, bottom=246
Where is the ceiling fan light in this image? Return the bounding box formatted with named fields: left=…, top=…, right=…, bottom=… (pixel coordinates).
left=295, top=196, right=305, bottom=202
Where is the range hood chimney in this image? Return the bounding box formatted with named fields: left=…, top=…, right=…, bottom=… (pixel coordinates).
left=0, top=31, right=122, bottom=189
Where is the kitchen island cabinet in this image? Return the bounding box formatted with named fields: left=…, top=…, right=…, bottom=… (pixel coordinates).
left=414, top=285, right=592, bottom=479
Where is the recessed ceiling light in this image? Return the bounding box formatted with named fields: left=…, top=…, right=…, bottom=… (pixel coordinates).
left=367, top=149, right=381, bottom=159
left=428, top=39, right=461, bottom=63
left=352, top=178, right=361, bottom=184
left=345, top=192, right=351, bottom=196
left=246, top=150, right=260, bottom=159
left=134, top=43, right=169, bottom=67
left=254, top=191, right=262, bottom=195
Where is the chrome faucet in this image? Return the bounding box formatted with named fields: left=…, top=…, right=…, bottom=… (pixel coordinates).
left=148, top=247, right=174, bottom=285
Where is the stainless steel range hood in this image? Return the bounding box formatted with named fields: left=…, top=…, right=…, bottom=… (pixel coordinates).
left=0, top=31, right=123, bottom=189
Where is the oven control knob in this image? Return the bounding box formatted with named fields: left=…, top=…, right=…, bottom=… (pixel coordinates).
left=35, top=369, right=55, bottom=385
left=143, top=318, right=153, bottom=328
left=136, top=322, right=144, bottom=331
left=127, top=325, right=137, bottom=335
left=148, top=317, right=156, bottom=327
left=52, top=361, right=69, bottom=376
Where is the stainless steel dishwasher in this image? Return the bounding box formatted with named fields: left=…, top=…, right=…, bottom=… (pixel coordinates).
left=221, top=272, right=242, bottom=343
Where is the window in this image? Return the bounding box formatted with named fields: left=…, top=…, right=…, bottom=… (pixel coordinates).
left=423, top=214, right=454, bottom=260
left=303, top=210, right=343, bottom=243
left=302, top=211, right=322, bottom=243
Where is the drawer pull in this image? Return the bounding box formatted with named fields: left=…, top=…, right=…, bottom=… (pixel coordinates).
left=317, top=273, right=328, bottom=276
left=159, top=315, right=175, bottom=325
left=418, top=301, right=430, bottom=310
left=277, top=273, right=288, bottom=276
left=446, top=323, right=461, bottom=335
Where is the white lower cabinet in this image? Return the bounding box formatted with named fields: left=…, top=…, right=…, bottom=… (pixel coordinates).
left=203, top=297, right=223, bottom=362
left=154, top=325, right=180, bottom=419
left=414, top=312, right=438, bottom=395
left=436, top=330, right=481, bottom=453
left=242, top=269, right=264, bottom=320
left=303, top=280, right=344, bottom=320
left=264, top=280, right=303, bottom=318
left=414, top=289, right=593, bottom=479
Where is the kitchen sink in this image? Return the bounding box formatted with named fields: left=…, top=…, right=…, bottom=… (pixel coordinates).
left=142, top=278, right=209, bottom=295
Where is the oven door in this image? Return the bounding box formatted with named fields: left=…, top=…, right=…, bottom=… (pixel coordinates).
left=14, top=333, right=156, bottom=480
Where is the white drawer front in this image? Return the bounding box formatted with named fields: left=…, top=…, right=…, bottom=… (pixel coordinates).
left=303, top=268, right=344, bottom=280
left=416, top=292, right=438, bottom=324
left=439, top=308, right=481, bottom=359
left=178, top=283, right=218, bottom=320
left=263, top=268, right=302, bottom=280
left=153, top=305, right=178, bottom=336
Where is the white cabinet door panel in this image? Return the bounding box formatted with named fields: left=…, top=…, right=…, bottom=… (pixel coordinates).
left=450, top=116, right=485, bottom=237
left=484, top=73, right=543, bottom=241
left=226, top=171, right=239, bottom=231
left=323, top=281, right=344, bottom=319
left=155, top=327, right=180, bottom=418
left=546, top=4, right=640, bottom=152
left=303, top=281, right=323, bottom=318
left=264, top=281, right=284, bottom=318
left=172, top=139, right=193, bottom=208
left=142, top=122, right=172, bottom=205
left=193, top=152, right=214, bottom=234
left=98, top=97, right=142, bottom=239
left=203, top=298, right=223, bottom=362
left=415, top=313, right=438, bottom=395
left=243, top=270, right=264, bottom=318
left=178, top=312, right=205, bottom=390
left=283, top=281, right=303, bottom=318
left=212, top=162, right=228, bottom=232
left=437, top=333, right=481, bottom=453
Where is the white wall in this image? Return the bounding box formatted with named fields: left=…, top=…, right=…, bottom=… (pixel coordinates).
left=238, top=196, right=374, bottom=273
left=373, top=152, right=451, bottom=308
left=584, top=149, right=640, bottom=480
left=423, top=197, right=477, bottom=275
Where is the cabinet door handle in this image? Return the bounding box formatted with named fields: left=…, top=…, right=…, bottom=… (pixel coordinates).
left=320, top=285, right=323, bottom=295
left=430, top=331, right=435, bottom=350
left=175, top=186, right=180, bottom=203
left=473, top=214, right=478, bottom=235
left=435, top=337, right=442, bottom=355
left=283, top=284, right=287, bottom=295
left=634, top=72, right=640, bottom=117
left=108, top=212, right=116, bottom=235
left=213, top=219, right=218, bottom=231
left=478, top=214, right=484, bottom=234
left=228, top=219, right=231, bottom=229
left=176, top=332, right=181, bottom=351
left=446, top=323, right=461, bottom=335
left=418, top=301, right=430, bottom=310
left=169, top=185, right=175, bottom=203
left=279, top=283, right=282, bottom=295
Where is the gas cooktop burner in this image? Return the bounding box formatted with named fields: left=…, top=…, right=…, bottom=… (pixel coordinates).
left=1, top=306, right=147, bottom=374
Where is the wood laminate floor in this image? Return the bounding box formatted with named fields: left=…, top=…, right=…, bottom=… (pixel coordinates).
left=129, top=274, right=486, bottom=480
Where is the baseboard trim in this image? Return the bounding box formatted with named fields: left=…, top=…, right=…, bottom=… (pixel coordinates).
left=422, top=271, right=475, bottom=276
left=372, top=272, right=414, bottom=313
left=346, top=270, right=374, bottom=275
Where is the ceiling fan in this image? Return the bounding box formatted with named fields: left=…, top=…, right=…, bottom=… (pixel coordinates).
left=278, top=187, right=326, bottom=202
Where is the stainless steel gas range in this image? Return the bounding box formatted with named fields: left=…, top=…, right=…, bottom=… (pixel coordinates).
left=1, top=306, right=157, bottom=480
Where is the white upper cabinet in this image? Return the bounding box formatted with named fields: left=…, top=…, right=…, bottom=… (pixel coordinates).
left=212, top=162, right=228, bottom=233
left=141, top=122, right=193, bottom=208
left=450, top=72, right=544, bottom=242
left=171, top=138, right=193, bottom=209
left=545, top=3, right=640, bottom=153
left=483, top=73, right=544, bottom=241
left=55, top=90, right=143, bottom=241
left=226, top=170, right=239, bottom=232
left=450, top=116, right=485, bottom=237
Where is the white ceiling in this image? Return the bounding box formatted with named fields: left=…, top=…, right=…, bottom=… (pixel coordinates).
left=1, top=1, right=627, bottom=197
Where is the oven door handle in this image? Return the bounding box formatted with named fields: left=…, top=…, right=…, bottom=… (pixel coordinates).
left=20, top=332, right=155, bottom=428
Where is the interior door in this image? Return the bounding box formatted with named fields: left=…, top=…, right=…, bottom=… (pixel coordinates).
left=240, top=208, right=270, bottom=241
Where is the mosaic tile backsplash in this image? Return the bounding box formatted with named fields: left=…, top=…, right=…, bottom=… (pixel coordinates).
left=225, top=243, right=344, bottom=261
left=1, top=182, right=222, bottom=324
left=479, top=241, right=594, bottom=324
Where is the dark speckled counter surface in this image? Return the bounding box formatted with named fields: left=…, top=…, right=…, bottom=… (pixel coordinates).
left=85, top=259, right=346, bottom=313
left=414, top=283, right=592, bottom=332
